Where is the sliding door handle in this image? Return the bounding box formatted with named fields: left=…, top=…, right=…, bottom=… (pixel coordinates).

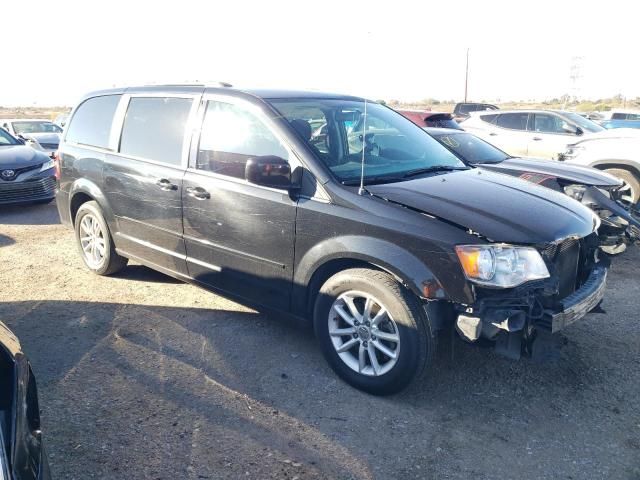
left=186, top=186, right=210, bottom=200
left=156, top=178, right=177, bottom=191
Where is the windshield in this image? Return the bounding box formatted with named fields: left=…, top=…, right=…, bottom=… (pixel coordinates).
left=562, top=112, right=604, bottom=133
left=431, top=131, right=509, bottom=164
left=12, top=121, right=63, bottom=135
left=269, top=99, right=465, bottom=184
left=0, top=128, right=19, bottom=146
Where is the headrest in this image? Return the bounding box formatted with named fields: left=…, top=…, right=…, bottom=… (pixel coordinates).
left=290, top=119, right=312, bottom=141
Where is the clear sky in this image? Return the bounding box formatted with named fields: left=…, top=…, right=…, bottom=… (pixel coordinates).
left=2, top=0, right=638, bottom=106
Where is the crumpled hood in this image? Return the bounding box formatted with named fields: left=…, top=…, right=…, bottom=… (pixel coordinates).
left=367, top=169, right=598, bottom=244
left=0, top=145, right=50, bottom=169
left=481, top=157, right=621, bottom=187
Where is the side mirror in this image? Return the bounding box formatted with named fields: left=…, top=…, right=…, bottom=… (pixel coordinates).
left=16, top=138, right=25, bottom=145
left=245, top=155, right=292, bottom=189
left=575, top=126, right=584, bottom=136
left=562, top=123, right=578, bottom=135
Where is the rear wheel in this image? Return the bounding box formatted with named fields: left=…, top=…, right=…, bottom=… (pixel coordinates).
left=74, top=201, right=128, bottom=275
left=314, top=268, right=435, bottom=395
left=604, top=168, right=640, bottom=203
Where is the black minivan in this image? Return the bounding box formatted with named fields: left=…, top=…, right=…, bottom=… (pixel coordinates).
left=56, top=85, right=608, bottom=394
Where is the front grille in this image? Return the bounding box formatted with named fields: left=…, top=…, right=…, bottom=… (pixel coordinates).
left=0, top=176, right=56, bottom=203
left=0, top=164, right=41, bottom=181
left=540, top=237, right=581, bottom=301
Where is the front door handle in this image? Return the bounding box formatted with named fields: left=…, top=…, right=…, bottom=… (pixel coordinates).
left=489, top=132, right=498, bottom=136
left=186, top=186, right=210, bottom=200
left=532, top=137, right=543, bottom=141
left=156, top=178, right=177, bottom=191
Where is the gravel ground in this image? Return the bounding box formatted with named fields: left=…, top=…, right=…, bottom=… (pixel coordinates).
left=1, top=201, right=639, bottom=480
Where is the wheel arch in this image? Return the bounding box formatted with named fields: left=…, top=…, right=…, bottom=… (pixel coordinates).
left=589, top=160, right=640, bottom=179
left=68, top=178, right=116, bottom=229
left=292, top=236, right=452, bottom=318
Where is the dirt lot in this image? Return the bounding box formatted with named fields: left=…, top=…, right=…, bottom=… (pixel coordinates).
left=1, top=201, right=639, bottom=480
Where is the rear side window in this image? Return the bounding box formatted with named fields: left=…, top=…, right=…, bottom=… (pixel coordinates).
left=611, top=113, right=626, bottom=120
left=627, top=113, right=640, bottom=120
left=496, top=113, right=529, bottom=130
left=119, top=97, right=193, bottom=166
left=65, top=95, right=121, bottom=149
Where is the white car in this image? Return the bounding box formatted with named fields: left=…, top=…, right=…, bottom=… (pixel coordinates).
left=562, top=136, right=640, bottom=203
left=461, top=109, right=640, bottom=161
left=0, top=118, right=62, bottom=157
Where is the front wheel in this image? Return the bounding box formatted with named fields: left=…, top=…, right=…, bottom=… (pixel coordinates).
left=74, top=201, right=128, bottom=275
left=604, top=168, right=640, bottom=204
left=314, top=268, right=436, bottom=395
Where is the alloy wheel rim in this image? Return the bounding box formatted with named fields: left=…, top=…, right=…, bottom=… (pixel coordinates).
left=79, top=214, right=106, bottom=269
left=328, top=291, right=400, bottom=377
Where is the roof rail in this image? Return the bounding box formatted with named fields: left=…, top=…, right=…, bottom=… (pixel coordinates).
left=144, top=81, right=233, bottom=88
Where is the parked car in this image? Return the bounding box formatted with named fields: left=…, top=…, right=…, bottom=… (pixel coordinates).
left=395, top=110, right=462, bottom=129
left=596, top=110, right=640, bottom=130
left=57, top=86, right=609, bottom=394
left=0, top=128, right=57, bottom=205
left=461, top=109, right=640, bottom=160
left=452, top=102, right=498, bottom=122
left=426, top=127, right=640, bottom=254
left=0, top=120, right=62, bottom=158
left=561, top=136, right=640, bottom=203
left=0, top=321, right=51, bottom=480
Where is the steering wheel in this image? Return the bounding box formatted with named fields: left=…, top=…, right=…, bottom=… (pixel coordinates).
left=362, top=132, right=380, bottom=156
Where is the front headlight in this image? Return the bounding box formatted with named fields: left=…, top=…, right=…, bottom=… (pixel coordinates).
left=560, top=145, right=584, bottom=161
left=455, top=244, right=549, bottom=288
left=564, top=184, right=587, bottom=202
left=40, top=159, right=55, bottom=172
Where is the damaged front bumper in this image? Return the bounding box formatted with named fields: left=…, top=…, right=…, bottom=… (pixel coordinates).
left=539, top=264, right=607, bottom=333
left=587, top=186, right=640, bottom=253
left=454, top=254, right=610, bottom=360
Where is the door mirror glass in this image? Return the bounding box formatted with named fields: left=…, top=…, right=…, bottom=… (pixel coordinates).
left=245, top=155, right=292, bottom=189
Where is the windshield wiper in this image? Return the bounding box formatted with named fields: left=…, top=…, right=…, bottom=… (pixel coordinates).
left=342, top=175, right=405, bottom=186
left=402, top=165, right=468, bottom=178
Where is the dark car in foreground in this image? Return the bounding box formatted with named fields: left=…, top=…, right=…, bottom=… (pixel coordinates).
left=426, top=127, right=640, bottom=255
left=0, top=322, right=51, bottom=480
left=0, top=129, right=57, bottom=206
left=57, top=85, right=609, bottom=394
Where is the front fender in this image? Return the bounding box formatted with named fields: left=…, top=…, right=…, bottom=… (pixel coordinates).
left=293, top=235, right=472, bottom=316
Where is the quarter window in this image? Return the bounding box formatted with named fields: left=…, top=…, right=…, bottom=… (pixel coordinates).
left=196, top=100, right=289, bottom=179
left=119, top=97, right=193, bottom=166
left=65, top=95, right=121, bottom=149
left=496, top=113, right=529, bottom=130
left=480, top=114, right=498, bottom=124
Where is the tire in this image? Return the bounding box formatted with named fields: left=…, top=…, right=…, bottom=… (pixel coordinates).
left=604, top=168, right=640, bottom=203
left=313, top=268, right=436, bottom=395
left=74, top=201, right=128, bottom=275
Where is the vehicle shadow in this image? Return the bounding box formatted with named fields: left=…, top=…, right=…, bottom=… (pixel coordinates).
left=110, top=264, right=184, bottom=284
left=0, top=201, right=60, bottom=226
left=0, top=234, right=15, bottom=247
left=2, top=297, right=636, bottom=479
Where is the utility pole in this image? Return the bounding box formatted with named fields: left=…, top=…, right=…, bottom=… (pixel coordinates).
left=464, top=48, right=469, bottom=102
